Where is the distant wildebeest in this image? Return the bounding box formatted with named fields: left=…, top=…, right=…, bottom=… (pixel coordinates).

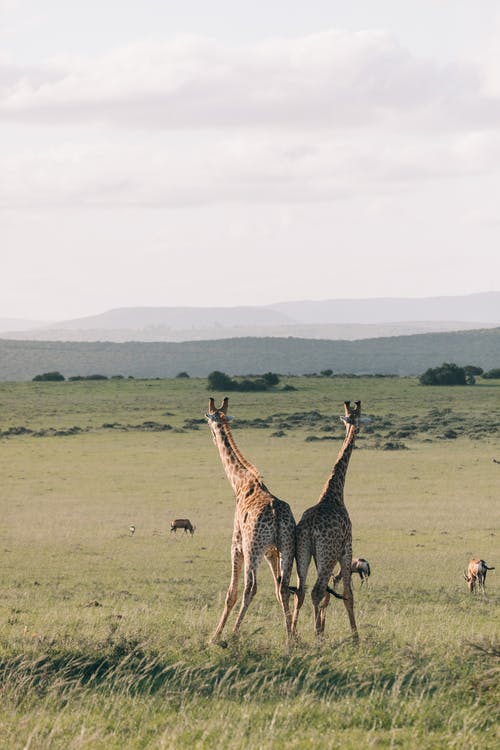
left=332, top=557, right=371, bottom=587
left=170, top=518, right=195, bottom=535
left=464, top=559, right=495, bottom=593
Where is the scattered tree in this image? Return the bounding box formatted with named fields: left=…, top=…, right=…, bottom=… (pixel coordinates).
left=32, top=371, right=65, bottom=382
left=419, top=363, right=467, bottom=386
left=207, top=370, right=236, bottom=391
left=207, top=370, right=281, bottom=392
left=262, top=372, right=280, bottom=386
left=68, top=374, right=108, bottom=381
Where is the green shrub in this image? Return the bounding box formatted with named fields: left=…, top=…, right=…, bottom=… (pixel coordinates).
left=419, top=363, right=467, bottom=386
left=32, top=371, right=65, bottom=382
left=207, top=371, right=279, bottom=392
left=68, top=374, right=108, bottom=381
left=262, top=372, right=280, bottom=386
left=207, top=370, right=236, bottom=391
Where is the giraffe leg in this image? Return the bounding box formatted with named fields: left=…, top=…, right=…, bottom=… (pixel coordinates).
left=265, top=548, right=281, bottom=603
left=211, top=545, right=243, bottom=642
left=291, top=531, right=311, bottom=637
left=278, top=550, right=294, bottom=639
left=232, top=561, right=258, bottom=633
left=318, top=591, right=330, bottom=634
left=340, top=552, right=358, bottom=640
left=264, top=548, right=293, bottom=638
left=311, top=573, right=331, bottom=637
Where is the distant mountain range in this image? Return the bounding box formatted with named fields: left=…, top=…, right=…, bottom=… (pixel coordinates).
left=1, top=292, right=499, bottom=343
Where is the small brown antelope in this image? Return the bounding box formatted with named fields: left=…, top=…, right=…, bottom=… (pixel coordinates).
left=333, top=557, right=371, bottom=587
left=464, top=559, right=495, bottom=593
left=170, top=518, right=195, bottom=535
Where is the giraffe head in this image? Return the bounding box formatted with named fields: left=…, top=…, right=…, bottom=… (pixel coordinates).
left=340, top=400, right=361, bottom=428
left=206, top=396, right=228, bottom=420
left=205, top=397, right=230, bottom=438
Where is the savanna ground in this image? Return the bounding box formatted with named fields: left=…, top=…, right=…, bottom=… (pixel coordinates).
left=0, top=375, right=499, bottom=749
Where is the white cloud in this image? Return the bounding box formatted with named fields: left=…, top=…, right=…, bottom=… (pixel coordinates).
left=3, top=126, right=500, bottom=211
left=1, top=31, right=499, bottom=132
left=2, top=30, right=500, bottom=215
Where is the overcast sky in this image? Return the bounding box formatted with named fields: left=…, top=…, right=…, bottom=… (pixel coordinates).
left=2, top=0, right=500, bottom=321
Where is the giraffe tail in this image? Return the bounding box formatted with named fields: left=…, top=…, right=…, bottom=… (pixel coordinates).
left=326, top=585, right=347, bottom=601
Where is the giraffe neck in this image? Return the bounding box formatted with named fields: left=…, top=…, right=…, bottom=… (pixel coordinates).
left=319, top=422, right=357, bottom=505
left=212, top=417, right=261, bottom=496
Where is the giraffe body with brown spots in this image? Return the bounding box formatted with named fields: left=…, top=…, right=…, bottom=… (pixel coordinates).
left=206, top=397, right=296, bottom=642
left=292, top=400, right=361, bottom=640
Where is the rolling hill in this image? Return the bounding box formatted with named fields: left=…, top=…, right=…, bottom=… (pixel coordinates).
left=1, top=327, right=499, bottom=381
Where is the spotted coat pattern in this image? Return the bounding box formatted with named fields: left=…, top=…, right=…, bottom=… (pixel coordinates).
left=292, top=400, right=361, bottom=639
left=206, top=397, right=296, bottom=642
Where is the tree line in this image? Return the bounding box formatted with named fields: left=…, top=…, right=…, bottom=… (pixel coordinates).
left=419, top=363, right=500, bottom=385
left=31, top=364, right=500, bottom=386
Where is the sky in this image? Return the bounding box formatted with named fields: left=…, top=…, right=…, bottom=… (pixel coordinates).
left=2, top=0, right=500, bottom=321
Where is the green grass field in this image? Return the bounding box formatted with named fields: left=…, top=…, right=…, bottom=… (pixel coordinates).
left=0, top=377, right=499, bottom=749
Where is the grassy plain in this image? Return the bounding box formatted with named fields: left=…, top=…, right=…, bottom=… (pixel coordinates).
left=0, top=376, right=499, bottom=749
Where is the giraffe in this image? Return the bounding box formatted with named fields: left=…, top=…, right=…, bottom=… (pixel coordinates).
left=205, top=397, right=296, bottom=643
left=292, top=400, right=361, bottom=640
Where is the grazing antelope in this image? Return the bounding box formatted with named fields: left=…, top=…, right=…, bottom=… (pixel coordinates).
left=206, top=397, right=296, bottom=643
left=170, top=518, right=195, bottom=535
left=333, top=557, right=371, bottom=587
left=129, top=525, right=136, bottom=536
left=464, top=559, right=495, bottom=593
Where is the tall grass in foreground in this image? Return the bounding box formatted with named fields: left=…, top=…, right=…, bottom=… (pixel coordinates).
left=0, top=626, right=498, bottom=749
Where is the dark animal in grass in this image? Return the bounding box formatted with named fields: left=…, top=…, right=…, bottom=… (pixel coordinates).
left=170, top=519, right=195, bottom=535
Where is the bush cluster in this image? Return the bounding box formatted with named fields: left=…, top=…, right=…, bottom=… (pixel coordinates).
left=68, top=374, right=109, bottom=381
left=32, top=371, right=65, bottom=382
left=207, top=370, right=280, bottom=392
left=32, top=372, right=130, bottom=382
left=419, top=363, right=467, bottom=386
left=418, top=362, right=497, bottom=385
